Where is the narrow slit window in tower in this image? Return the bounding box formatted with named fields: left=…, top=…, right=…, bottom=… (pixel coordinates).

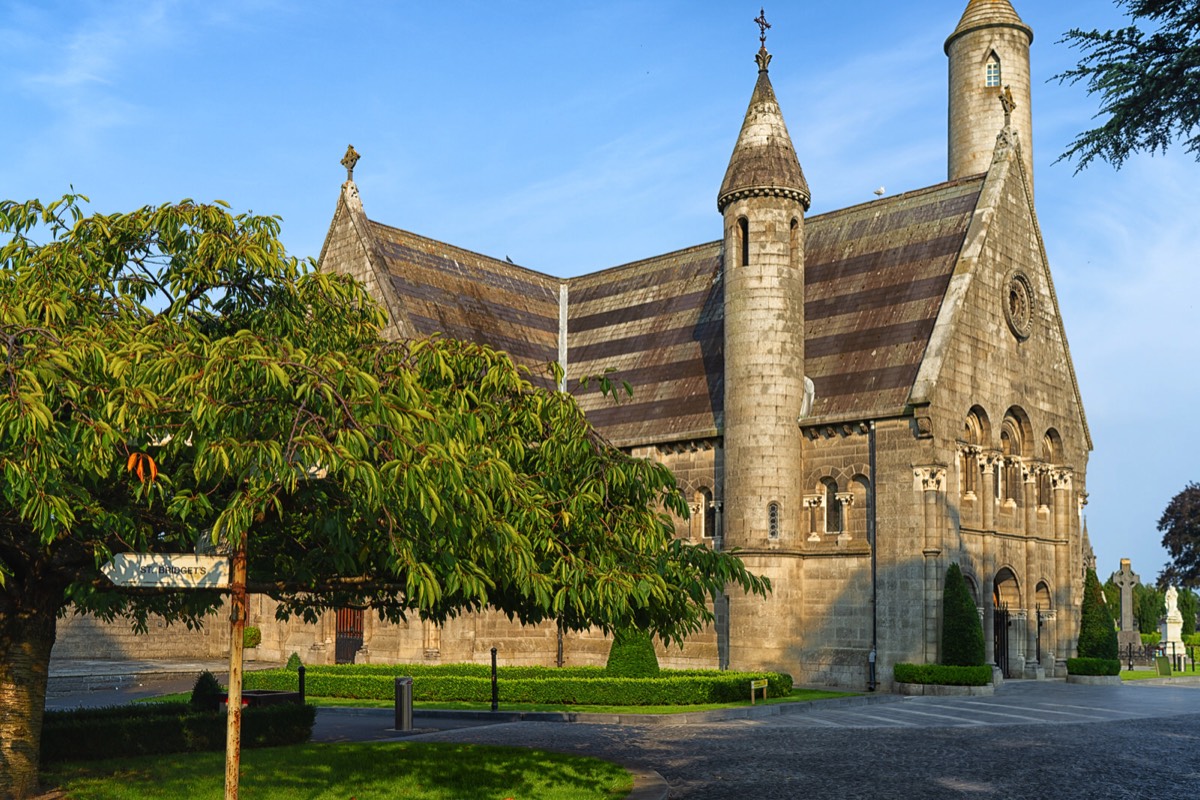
left=767, top=502, right=779, bottom=539
left=789, top=217, right=799, bottom=269
left=986, top=54, right=1001, bottom=88
left=738, top=217, right=750, bottom=266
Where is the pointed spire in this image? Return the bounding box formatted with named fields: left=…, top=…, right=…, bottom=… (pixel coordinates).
left=718, top=11, right=809, bottom=212
left=945, top=0, right=1032, bottom=54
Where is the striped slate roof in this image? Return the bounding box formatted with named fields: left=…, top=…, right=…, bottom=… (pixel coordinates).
left=568, top=242, right=724, bottom=445
left=367, top=221, right=562, bottom=391
left=359, top=175, right=984, bottom=445
left=804, top=176, right=984, bottom=422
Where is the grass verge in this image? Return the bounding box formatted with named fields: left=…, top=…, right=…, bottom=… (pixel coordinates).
left=1121, top=668, right=1200, bottom=681
left=139, top=687, right=853, bottom=713
left=41, top=741, right=633, bottom=800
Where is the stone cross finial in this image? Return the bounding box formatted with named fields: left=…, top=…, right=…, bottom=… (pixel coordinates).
left=1000, top=85, right=1016, bottom=126
left=341, top=144, right=361, bottom=182
left=1110, top=558, right=1140, bottom=635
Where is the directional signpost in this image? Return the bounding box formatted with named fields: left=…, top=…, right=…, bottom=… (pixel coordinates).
left=101, top=553, right=230, bottom=589
left=102, top=550, right=245, bottom=799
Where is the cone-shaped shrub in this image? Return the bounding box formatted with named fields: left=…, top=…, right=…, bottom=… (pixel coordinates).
left=190, top=670, right=223, bottom=711
left=1077, top=568, right=1119, bottom=660
left=605, top=628, right=660, bottom=677
left=941, top=563, right=986, bottom=666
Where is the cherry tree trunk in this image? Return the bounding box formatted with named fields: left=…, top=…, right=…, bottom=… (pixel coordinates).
left=0, top=600, right=56, bottom=800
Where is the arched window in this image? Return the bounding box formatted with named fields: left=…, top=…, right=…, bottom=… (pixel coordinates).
left=1000, top=413, right=1026, bottom=505
left=693, top=488, right=714, bottom=539
left=767, top=502, right=780, bottom=539
left=850, top=475, right=870, bottom=540
left=822, top=478, right=840, bottom=533
left=1039, top=429, right=1063, bottom=507
left=738, top=217, right=750, bottom=267
left=960, top=407, right=989, bottom=499
left=986, top=53, right=1001, bottom=88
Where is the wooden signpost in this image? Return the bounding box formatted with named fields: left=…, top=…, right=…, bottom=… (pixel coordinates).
left=102, top=550, right=246, bottom=799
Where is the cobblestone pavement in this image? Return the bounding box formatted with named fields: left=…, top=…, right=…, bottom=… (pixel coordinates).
left=397, top=682, right=1200, bottom=799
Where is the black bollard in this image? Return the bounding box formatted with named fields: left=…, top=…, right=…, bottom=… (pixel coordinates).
left=394, top=676, right=413, bottom=731
left=298, top=665, right=306, bottom=704
left=491, top=646, right=499, bottom=712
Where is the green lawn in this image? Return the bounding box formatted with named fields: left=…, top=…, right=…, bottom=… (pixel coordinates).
left=141, top=687, right=853, bottom=713
left=41, top=742, right=632, bottom=800
left=1121, top=668, right=1200, bottom=681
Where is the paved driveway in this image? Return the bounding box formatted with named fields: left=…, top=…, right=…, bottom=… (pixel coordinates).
left=384, top=681, right=1200, bottom=799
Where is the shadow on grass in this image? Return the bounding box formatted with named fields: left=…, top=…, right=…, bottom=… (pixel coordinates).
left=43, top=742, right=632, bottom=800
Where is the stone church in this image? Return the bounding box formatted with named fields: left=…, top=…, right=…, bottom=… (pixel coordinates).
left=55, top=0, right=1094, bottom=688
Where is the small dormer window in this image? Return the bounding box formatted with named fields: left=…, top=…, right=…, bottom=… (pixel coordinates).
left=985, top=54, right=1001, bottom=88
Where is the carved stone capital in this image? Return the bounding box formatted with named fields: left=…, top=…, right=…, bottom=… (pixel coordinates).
left=914, top=466, right=947, bottom=492
left=1021, top=461, right=1047, bottom=483
left=804, top=494, right=824, bottom=509
left=1051, top=468, right=1073, bottom=490
left=836, top=492, right=855, bottom=507
left=981, top=450, right=1004, bottom=470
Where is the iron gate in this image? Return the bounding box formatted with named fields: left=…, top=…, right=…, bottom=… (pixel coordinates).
left=993, top=603, right=1010, bottom=677
left=335, top=608, right=364, bottom=664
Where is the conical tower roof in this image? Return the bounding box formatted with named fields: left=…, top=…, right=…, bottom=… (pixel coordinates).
left=945, top=0, right=1032, bottom=53
left=718, top=47, right=810, bottom=213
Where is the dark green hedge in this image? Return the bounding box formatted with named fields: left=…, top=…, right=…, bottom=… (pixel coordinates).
left=1078, top=568, right=1119, bottom=660
left=246, top=667, right=792, bottom=705
left=41, top=702, right=315, bottom=763
left=290, top=663, right=610, bottom=679
left=606, top=629, right=660, bottom=677
left=1066, top=657, right=1121, bottom=676
left=893, top=663, right=992, bottom=686
left=941, top=563, right=986, bottom=667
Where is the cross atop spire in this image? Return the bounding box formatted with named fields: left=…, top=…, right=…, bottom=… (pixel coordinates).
left=1000, top=85, right=1016, bottom=126
left=754, top=8, right=771, bottom=47
left=340, top=144, right=361, bottom=182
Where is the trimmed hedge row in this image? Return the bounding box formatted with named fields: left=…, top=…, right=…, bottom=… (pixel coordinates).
left=1066, top=657, right=1121, bottom=676
left=893, top=663, right=992, bottom=687
left=248, top=668, right=792, bottom=705
left=41, top=702, right=315, bottom=763
left=290, top=663, right=609, bottom=679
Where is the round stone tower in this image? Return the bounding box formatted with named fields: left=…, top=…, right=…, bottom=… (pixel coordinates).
left=718, top=38, right=809, bottom=671
left=946, top=0, right=1034, bottom=190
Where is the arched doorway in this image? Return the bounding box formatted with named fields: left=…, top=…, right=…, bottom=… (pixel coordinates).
left=993, top=568, right=1021, bottom=677
left=1035, top=581, right=1053, bottom=667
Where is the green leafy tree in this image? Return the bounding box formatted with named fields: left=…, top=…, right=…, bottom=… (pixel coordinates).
left=1158, top=482, right=1200, bottom=588
left=1103, top=576, right=1121, bottom=617
left=940, top=563, right=985, bottom=667
left=1056, top=0, right=1200, bottom=170
left=1179, top=588, right=1197, bottom=637
left=1078, top=569, right=1119, bottom=660
left=1134, top=583, right=1166, bottom=634
left=0, top=196, right=768, bottom=798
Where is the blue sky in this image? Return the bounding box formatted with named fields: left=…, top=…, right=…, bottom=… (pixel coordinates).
left=2, top=1, right=1196, bottom=585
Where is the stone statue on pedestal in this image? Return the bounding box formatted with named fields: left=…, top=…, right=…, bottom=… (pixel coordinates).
left=1160, top=585, right=1186, bottom=663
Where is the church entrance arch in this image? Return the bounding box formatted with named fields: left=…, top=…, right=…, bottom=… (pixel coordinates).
left=993, top=569, right=1021, bottom=677
left=1035, top=581, right=1053, bottom=664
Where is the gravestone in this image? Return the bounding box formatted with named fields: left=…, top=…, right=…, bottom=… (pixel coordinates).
left=1110, top=558, right=1142, bottom=653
